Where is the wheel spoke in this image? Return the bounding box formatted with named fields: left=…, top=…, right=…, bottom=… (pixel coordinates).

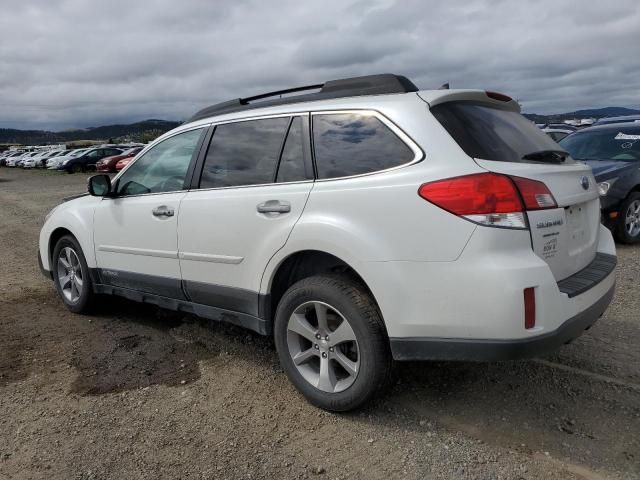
left=64, top=248, right=73, bottom=268
left=330, top=319, right=357, bottom=346
left=293, top=348, right=317, bottom=366
left=59, top=273, right=72, bottom=289
left=317, top=356, right=337, bottom=392
left=334, top=350, right=358, bottom=377
left=315, top=303, right=328, bottom=331
left=73, top=276, right=83, bottom=293
left=70, top=281, right=78, bottom=300
left=288, top=313, right=317, bottom=343
left=59, top=256, right=71, bottom=269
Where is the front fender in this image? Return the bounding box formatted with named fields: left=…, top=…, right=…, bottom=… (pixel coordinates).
left=39, top=197, right=101, bottom=271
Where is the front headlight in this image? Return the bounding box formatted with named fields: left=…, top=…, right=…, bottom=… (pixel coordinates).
left=62, top=159, right=70, bottom=165
left=598, top=177, right=618, bottom=196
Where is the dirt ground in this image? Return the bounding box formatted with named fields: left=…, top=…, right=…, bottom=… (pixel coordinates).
left=1, top=167, right=638, bottom=480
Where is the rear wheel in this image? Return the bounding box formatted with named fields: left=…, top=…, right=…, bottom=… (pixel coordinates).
left=615, top=192, right=640, bottom=244
left=274, top=275, right=393, bottom=411
left=52, top=235, right=96, bottom=313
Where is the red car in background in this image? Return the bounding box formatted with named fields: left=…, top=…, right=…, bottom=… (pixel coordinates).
left=115, top=156, right=134, bottom=171
left=95, top=147, right=143, bottom=173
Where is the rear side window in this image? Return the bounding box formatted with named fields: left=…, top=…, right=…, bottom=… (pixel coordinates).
left=200, top=117, right=289, bottom=188
left=431, top=102, right=563, bottom=163
left=312, top=113, right=415, bottom=179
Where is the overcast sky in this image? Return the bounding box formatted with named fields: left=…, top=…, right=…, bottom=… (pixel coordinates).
left=1, top=0, right=639, bottom=130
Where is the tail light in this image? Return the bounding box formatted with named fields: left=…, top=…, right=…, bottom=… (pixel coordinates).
left=418, top=172, right=557, bottom=229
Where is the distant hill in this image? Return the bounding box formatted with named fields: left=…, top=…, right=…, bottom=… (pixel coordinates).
left=0, top=119, right=181, bottom=145
left=523, top=107, right=640, bottom=124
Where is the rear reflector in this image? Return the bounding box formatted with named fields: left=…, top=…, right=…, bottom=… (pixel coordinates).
left=524, top=287, right=536, bottom=329
left=418, top=172, right=557, bottom=229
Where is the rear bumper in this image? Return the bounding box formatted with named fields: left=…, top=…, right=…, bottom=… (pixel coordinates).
left=390, top=282, right=614, bottom=361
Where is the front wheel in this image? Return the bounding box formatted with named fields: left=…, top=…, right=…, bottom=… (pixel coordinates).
left=615, top=192, right=640, bottom=244
left=52, top=235, right=96, bottom=313
left=274, top=275, right=393, bottom=412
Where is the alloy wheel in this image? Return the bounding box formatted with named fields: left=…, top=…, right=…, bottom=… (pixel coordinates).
left=57, top=246, right=84, bottom=303
left=286, top=301, right=360, bottom=393
left=625, top=200, right=640, bottom=237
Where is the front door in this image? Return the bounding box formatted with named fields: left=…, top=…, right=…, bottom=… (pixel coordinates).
left=93, top=127, right=206, bottom=298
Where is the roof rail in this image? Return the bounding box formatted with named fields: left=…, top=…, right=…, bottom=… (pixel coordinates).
left=187, top=73, right=418, bottom=123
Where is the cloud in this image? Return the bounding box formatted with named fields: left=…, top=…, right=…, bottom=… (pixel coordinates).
left=0, top=0, right=638, bottom=130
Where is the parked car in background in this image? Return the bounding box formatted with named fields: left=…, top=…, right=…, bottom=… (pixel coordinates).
left=23, top=150, right=60, bottom=168
left=41, top=150, right=68, bottom=168
left=560, top=123, right=640, bottom=243
left=58, top=147, right=123, bottom=173
left=12, top=151, right=37, bottom=167
left=96, top=147, right=143, bottom=173
left=48, top=149, right=87, bottom=169
left=543, top=126, right=574, bottom=142
left=593, top=115, right=640, bottom=126
left=3, top=152, right=25, bottom=167
left=39, top=73, right=616, bottom=411
left=115, top=156, right=134, bottom=171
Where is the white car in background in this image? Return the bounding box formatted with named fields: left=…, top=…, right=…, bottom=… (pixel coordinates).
left=23, top=151, right=56, bottom=168
left=2, top=152, right=25, bottom=166
left=47, top=149, right=89, bottom=169
left=8, top=151, right=36, bottom=167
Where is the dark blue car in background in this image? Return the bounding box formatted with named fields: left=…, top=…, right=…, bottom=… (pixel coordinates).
left=561, top=123, right=640, bottom=243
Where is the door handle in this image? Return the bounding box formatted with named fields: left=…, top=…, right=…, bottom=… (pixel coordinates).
left=257, top=200, right=291, bottom=214
left=152, top=205, right=174, bottom=218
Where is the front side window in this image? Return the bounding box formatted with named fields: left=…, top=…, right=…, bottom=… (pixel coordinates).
left=312, top=113, right=415, bottom=179
left=116, top=128, right=203, bottom=196
left=200, top=117, right=289, bottom=188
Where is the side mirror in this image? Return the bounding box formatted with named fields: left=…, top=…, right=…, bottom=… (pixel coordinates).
left=88, top=174, right=112, bottom=197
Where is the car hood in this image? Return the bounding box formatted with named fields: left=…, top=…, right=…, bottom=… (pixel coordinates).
left=583, top=160, right=636, bottom=181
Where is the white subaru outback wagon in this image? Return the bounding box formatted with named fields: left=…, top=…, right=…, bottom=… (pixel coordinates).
left=39, top=74, right=616, bottom=411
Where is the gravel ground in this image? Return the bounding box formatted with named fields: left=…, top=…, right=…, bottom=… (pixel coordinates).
left=1, top=167, right=638, bottom=480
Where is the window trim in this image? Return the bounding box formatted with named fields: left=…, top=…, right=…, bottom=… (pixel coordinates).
left=310, top=109, right=424, bottom=182
left=109, top=125, right=208, bottom=199
left=186, top=109, right=423, bottom=192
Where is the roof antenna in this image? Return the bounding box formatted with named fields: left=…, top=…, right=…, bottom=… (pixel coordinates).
left=439, top=83, right=450, bottom=90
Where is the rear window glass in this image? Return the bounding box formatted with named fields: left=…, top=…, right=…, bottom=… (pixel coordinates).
left=313, top=113, right=415, bottom=179
left=431, top=102, right=564, bottom=163
left=559, top=128, right=640, bottom=162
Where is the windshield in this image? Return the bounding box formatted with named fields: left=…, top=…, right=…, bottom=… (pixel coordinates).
left=560, top=128, right=640, bottom=162
left=431, top=101, right=567, bottom=163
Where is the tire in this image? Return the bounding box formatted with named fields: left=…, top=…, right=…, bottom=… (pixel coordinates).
left=274, top=274, right=393, bottom=412
left=615, top=192, right=640, bottom=244
left=71, top=164, right=83, bottom=174
left=52, top=235, right=96, bottom=314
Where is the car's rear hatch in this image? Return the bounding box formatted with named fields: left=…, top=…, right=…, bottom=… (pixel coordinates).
left=424, top=91, right=600, bottom=281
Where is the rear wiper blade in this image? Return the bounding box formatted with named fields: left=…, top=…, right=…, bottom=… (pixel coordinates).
left=521, top=149, right=568, bottom=163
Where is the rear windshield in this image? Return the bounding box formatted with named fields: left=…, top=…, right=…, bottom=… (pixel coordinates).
left=431, top=101, right=564, bottom=163
left=559, top=127, right=640, bottom=162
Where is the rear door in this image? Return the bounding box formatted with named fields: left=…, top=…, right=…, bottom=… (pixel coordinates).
left=430, top=99, right=599, bottom=280
left=177, top=115, right=314, bottom=316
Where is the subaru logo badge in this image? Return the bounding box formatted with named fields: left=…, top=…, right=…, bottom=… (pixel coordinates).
left=580, top=176, right=590, bottom=190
